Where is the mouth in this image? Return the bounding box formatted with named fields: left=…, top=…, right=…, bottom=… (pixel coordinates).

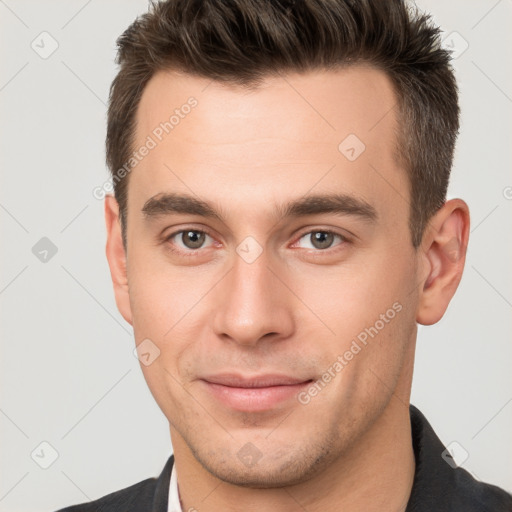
left=200, top=373, right=314, bottom=412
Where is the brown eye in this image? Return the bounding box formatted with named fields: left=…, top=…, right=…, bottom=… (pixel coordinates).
left=166, top=229, right=213, bottom=253
left=310, top=231, right=335, bottom=249
left=296, top=230, right=344, bottom=250
left=179, top=230, right=206, bottom=249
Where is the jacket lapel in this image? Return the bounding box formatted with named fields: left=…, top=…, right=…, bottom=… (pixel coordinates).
left=152, top=454, right=175, bottom=512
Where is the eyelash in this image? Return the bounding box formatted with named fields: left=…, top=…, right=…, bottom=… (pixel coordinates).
left=163, top=228, right=349, bottom=257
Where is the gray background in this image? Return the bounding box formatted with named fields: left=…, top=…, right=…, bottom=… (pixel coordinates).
left=0, top=1, right=511, bottom=510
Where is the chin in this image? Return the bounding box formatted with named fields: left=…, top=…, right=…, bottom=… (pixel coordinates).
left=190, top=439, right=337, bottom=489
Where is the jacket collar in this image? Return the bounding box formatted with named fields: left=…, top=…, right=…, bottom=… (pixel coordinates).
left=152, top=452, right=174, bottom=512
left=405, top=404, right=459, bottom=511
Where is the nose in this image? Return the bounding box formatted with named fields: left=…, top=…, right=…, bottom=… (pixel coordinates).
left=212, top=248, right=295, bottom=347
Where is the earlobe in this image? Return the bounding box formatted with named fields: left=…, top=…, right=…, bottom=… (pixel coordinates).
left=416, top=199, right=470, bottom=326
left=105, top=195, right=133, bottom=326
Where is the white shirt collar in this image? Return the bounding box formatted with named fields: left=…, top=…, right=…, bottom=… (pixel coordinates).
left=167, top=461, right=183, bottom=512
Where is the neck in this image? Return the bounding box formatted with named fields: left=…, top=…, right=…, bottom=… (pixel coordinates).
left=171, top=398, right=415, bottom=512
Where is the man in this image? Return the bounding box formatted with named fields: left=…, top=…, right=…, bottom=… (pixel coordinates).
left=58, top=0, right=512, bottom=511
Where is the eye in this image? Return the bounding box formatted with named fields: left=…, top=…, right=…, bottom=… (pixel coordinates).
left=295, top=230, right=346, bottom=250
left=167, top=229, right=214, bottom=251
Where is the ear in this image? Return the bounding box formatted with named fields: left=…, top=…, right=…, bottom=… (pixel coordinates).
left=105, top=195, right=133, bottom=326
left=416, top=198, right=470, bottom=326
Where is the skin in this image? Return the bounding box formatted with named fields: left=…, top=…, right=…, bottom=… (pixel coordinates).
left=105, top=66, right=470, bottom=511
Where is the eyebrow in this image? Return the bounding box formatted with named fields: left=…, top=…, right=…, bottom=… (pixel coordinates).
left=141, top=192, right=377, bottom=224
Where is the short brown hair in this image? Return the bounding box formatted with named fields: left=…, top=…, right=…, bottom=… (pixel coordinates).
left=106, top=0, right=459, bottom=249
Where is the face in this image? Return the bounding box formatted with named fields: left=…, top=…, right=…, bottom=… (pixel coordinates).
left=113, top=66, right=423, bottom=486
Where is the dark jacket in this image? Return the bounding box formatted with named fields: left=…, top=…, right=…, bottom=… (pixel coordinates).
left=56, top=405, right=512, bottom=511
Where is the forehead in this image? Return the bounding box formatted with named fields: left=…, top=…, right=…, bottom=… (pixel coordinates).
left=129, top=66, right=405, bottom=225
left=135, top=65, right=398, bottom=145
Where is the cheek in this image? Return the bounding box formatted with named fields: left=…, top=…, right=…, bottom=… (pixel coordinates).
left=289, top=252, right=411, bottom=338
left=127, top=264, right=202, bottom=413
left=127, top=253, right=221, bottom=384
left=336, top=267, right=417, bottom=400
left=127, top=250, right=205, bottom=336
left=291, top=249, right=416, bottom=394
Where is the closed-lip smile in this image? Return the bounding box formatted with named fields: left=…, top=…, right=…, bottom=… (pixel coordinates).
left=200, top=373, right=313, bottom=412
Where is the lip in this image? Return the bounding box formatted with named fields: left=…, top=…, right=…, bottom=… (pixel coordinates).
left=200, top=373, right=313, bottom=412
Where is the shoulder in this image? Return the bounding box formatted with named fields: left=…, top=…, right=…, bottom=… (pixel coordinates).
left=55, top=477, right=158, bottom=512
left=407, top=405, right=512, bottom=512
left=54, top=455, right=174, bottom=512
left=450, top=466, right=512, bottom=512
